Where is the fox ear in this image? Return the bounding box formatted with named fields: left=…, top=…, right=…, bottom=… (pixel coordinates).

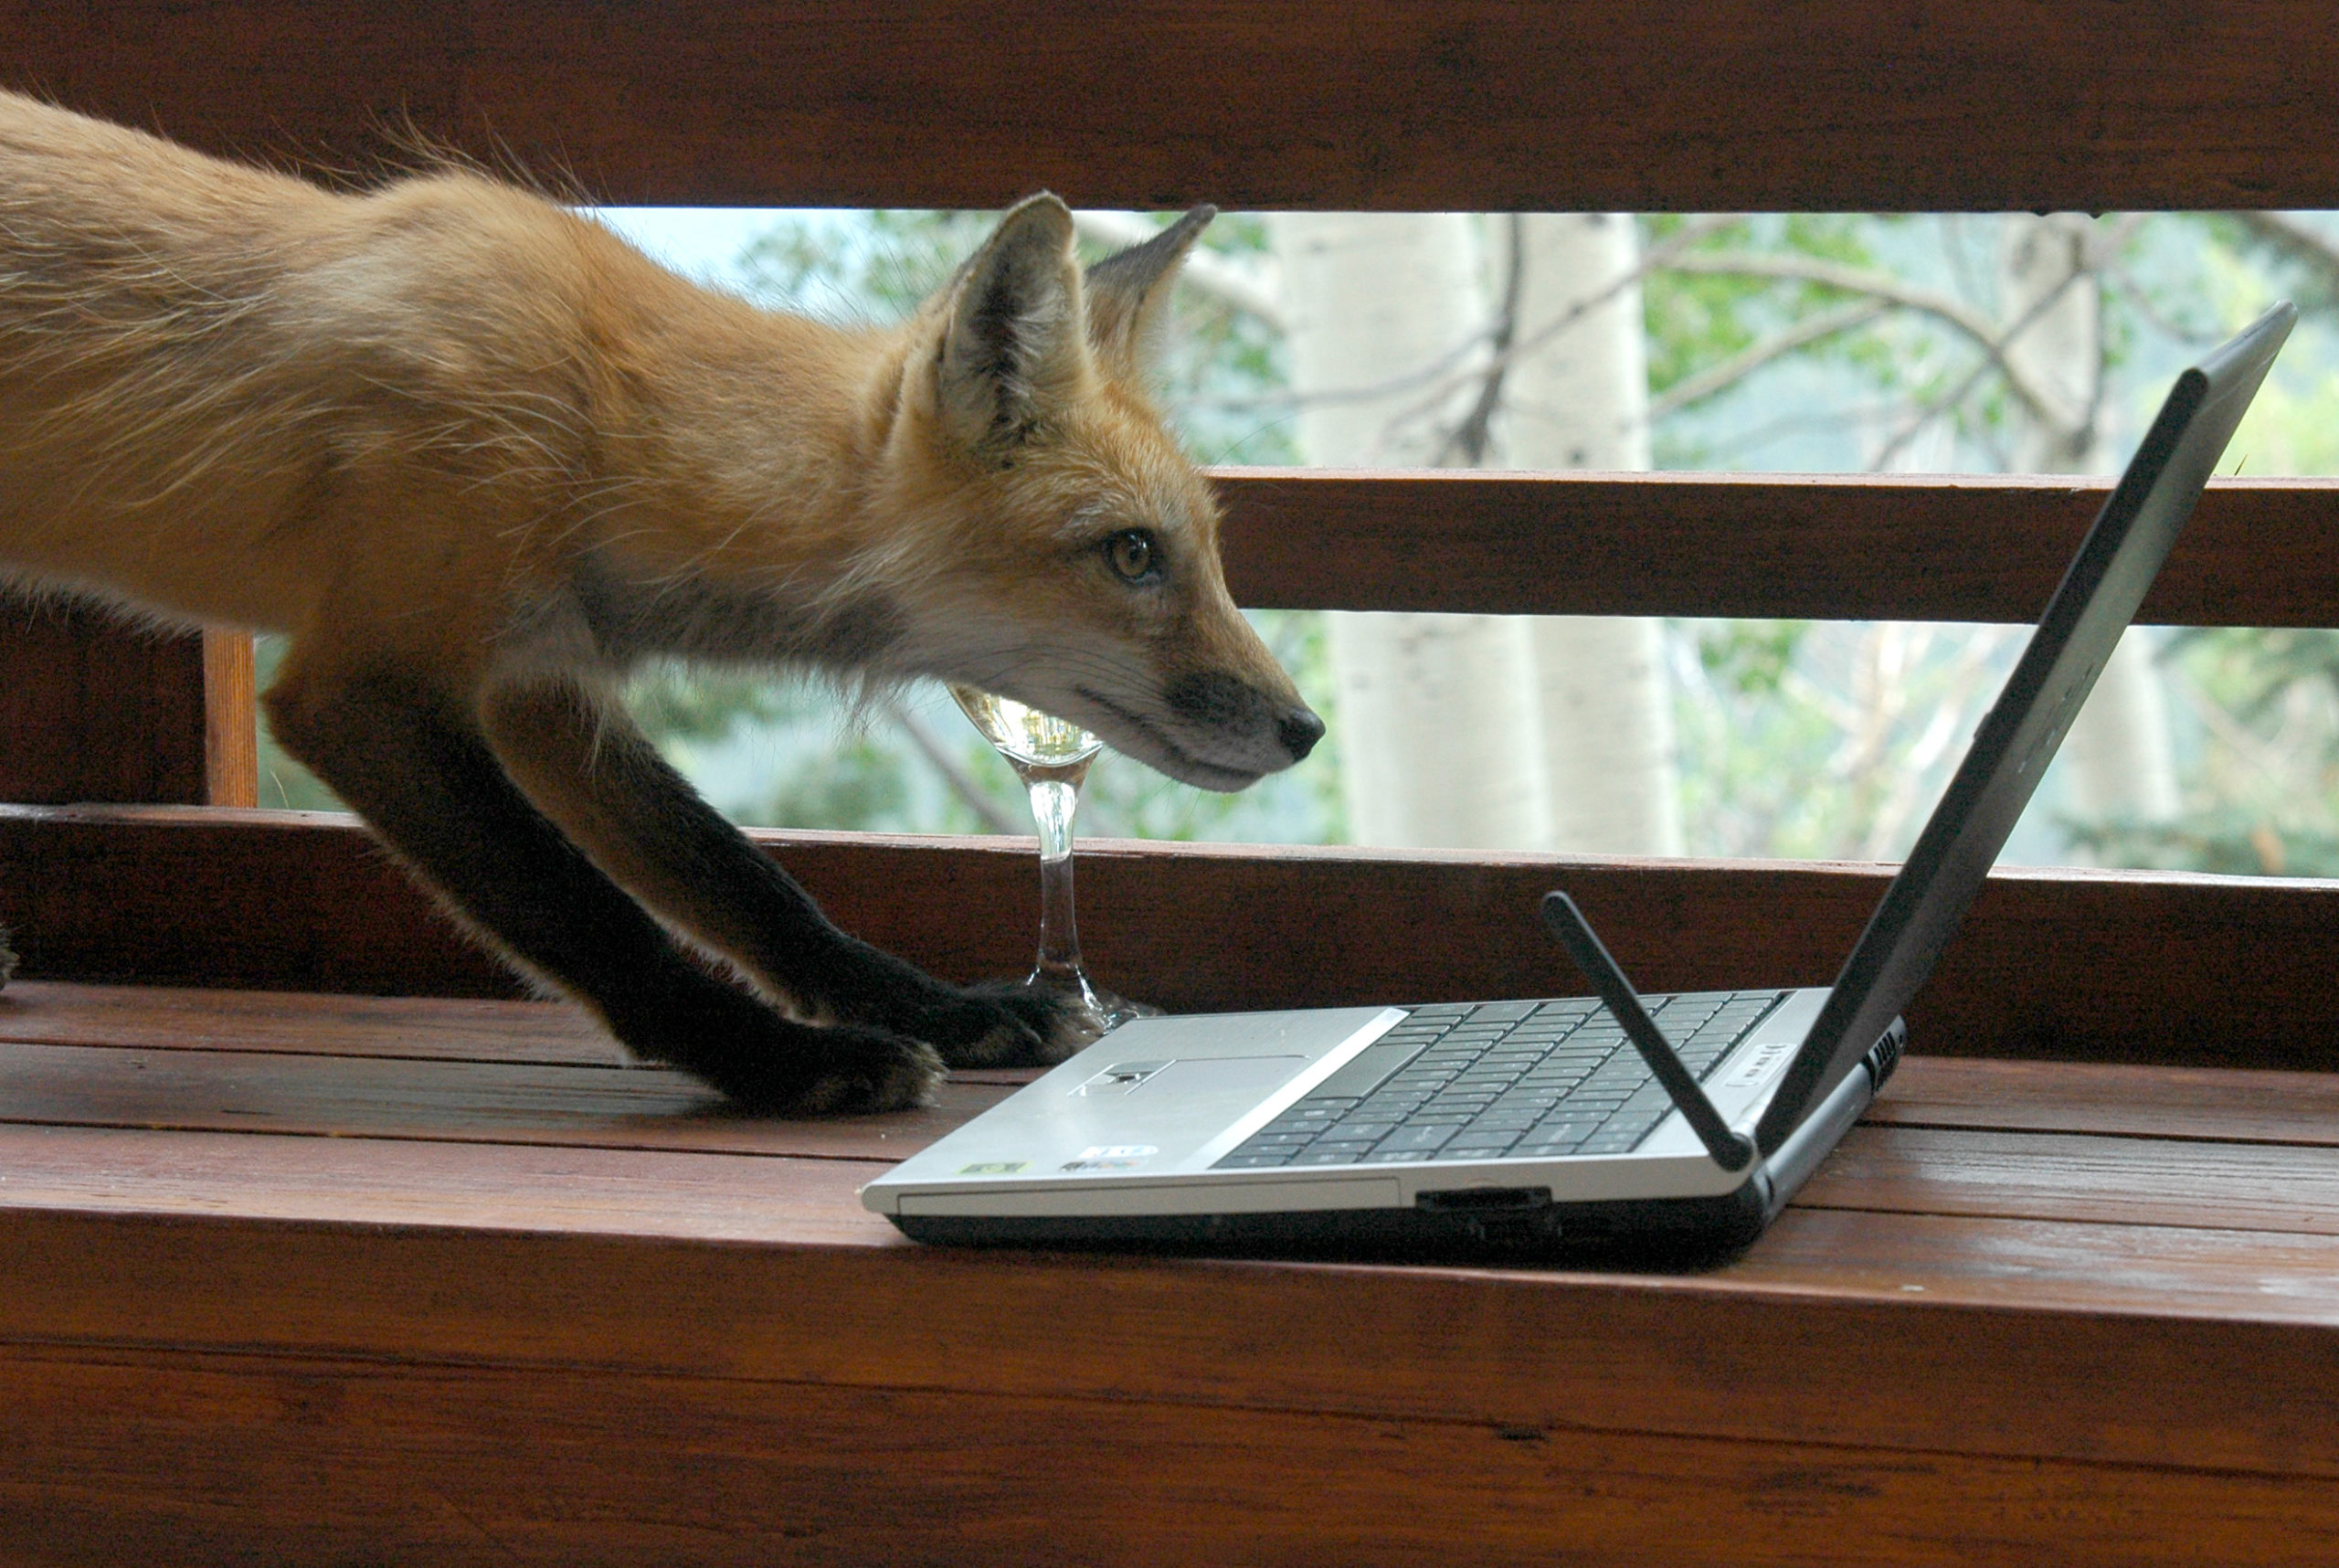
left=935, top=193, right=1084, bottom=461
left=1085, top=204, right=1216, bottom=377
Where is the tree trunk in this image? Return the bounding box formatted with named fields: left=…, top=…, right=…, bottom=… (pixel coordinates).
left=1997, top=214, right=2180, bottom=836
left=1268, top=213, right=1551, bottom=850
left=1502, top=213, right=1683, bottom=854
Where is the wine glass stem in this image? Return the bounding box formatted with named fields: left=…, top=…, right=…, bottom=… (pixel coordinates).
left=1028, top=777, right=1085, bottom=982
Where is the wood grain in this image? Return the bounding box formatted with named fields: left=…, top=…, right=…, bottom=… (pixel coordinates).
left=13, top=1113, right=2339, bottom=1331
left=198, top=629, right=257, bottom=809
left=10, top=1022, right=2336, bottom=1234
left=17, top=980, right=2339, bottom=1150
left=7, top=807, right=2338, bottom=1072
left=0, top=1038, right=1014, bottom=1160
left=1804, top=1124, right=2339, bottom=1234
left=0, top=595, right=213, bottom=806
left=5, top=1153, right=2337, bottom=1476
left=7, top=2, right=2339, bottom=211
left=5, top=1343, right=2336, bottom=1568
left=1212, top=471, right=2339, bottom=627
left=0, top=980, right=624, bottom=1065
left=1874, top=1056, right=2339, bottom=1148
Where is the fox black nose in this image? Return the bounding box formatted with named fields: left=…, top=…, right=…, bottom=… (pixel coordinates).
left=1278, top=706, right=1326, bottom=761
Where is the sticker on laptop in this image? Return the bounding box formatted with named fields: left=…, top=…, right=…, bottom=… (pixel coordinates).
left=1060, top=1158, right=1147, bottom=1172
left=1720, top=1037, right=1797, bottom=1090
left=957, top=1161, right=1030, bottom=1175
left=1077, top=1145, right=1159, bottom=1160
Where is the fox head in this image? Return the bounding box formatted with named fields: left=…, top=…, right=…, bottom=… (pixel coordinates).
left=872, top=196, right=1324, bottom=791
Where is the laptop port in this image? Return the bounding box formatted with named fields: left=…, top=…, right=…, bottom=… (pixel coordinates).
left=1415, top=1186, right=1553, bottom=1213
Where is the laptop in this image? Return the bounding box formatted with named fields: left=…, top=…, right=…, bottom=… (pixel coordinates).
left=863, top=302, right=2294, bottom=1261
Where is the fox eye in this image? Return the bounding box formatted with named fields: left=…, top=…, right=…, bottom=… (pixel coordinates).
left=1104, top=529, right=1159, bottom=583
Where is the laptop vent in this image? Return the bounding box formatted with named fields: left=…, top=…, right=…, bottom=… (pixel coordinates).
left=1862, top=1026, right=1905, bottom=1089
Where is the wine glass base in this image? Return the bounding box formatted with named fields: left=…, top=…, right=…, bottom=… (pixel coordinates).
left=1021, top=965, right=1162, bottom=1044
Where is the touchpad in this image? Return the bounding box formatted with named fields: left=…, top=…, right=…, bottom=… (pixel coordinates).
left=1139, top=1055, right=1307, bottom=1098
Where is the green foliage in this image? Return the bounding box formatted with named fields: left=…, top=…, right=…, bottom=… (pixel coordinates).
left=2064, top=811, right=2339, bottom=878
left=765, top=731, right=914, bottom=830
left=1641, top=214, right=1881, bottom=398
left=2072, top=624, right=2339, bottom=876
left=250, top=634, right=343, bottom=811
left=1695, top=620, right=1809, bottom=697
left=623, top=664, right=798, bottom=744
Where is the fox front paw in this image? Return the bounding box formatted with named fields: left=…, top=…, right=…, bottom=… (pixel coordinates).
left=704, top=1022, right=947, bottom=1115
left=622, top=990, right=946, bottom=1115
left=917, top=980, right=1088, bottom=1069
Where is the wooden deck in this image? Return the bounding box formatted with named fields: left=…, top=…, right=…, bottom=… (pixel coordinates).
left=4, top=978, right=2335, bottom=1565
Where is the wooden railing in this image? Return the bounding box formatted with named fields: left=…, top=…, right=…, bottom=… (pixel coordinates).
left=11, top=10, right=2339, bottom=1565
left=5, top=1, right=2339, bottom=1075
left=13, top=2, right=2339, bottom=210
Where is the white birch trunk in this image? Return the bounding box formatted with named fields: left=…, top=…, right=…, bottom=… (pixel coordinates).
left=1502, top=213, right=1683, bottom=854
left=1268, top=213, right=1551, bottom=849
left=1998, top=214, right=2180, bottom=832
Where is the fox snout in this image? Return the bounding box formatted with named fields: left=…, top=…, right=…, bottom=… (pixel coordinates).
left=1067, top=664, right=1322, bottom=792
left=1162, top=669, right=1323, bottom=770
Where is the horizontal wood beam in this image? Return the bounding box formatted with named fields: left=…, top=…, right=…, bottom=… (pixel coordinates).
left=1213, top=471, right=2339, bottom=626
left=0, top=598, right=256, bottom=808
left=5, top=806, right=2335, bottom=1072
left=6, top=3, right=2337, bottom=211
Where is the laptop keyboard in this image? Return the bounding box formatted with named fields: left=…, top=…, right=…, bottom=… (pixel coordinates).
left=1211, top=991, right=1786, bottom=1169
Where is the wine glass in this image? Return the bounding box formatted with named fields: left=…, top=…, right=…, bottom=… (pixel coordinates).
left=948, top=684, right=1161, bottom=1041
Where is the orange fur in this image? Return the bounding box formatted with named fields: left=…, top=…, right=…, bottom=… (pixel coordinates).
left=0, top=91, right=1308, bottom=776
left=0, top=91, right=1319, bottom=1108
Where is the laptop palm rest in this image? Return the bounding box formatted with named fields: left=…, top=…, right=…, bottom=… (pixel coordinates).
left=1135, top=1056, right=1307, bottom=1097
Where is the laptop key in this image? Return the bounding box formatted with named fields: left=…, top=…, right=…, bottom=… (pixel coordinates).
left=1373, top=1125, right=1458, bottom=1153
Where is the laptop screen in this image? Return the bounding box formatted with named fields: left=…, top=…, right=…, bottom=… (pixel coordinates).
left=1752, top=302, right=2294, bottom=1156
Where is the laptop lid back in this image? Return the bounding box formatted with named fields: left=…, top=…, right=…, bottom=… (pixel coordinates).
left=1752, top=303, right=2294, bottom=1156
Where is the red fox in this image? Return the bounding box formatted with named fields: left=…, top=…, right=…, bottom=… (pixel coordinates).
left=0, top=91, right=1321, bottom=1112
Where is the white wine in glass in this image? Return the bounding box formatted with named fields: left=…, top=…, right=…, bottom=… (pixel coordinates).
left=948, top=684, right=1159, bottom=1039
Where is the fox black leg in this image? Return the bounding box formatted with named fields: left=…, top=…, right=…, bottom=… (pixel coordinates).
left=481, top=679, right=1075, bottom=1067
left=264, top=662, right=945, bottom=1112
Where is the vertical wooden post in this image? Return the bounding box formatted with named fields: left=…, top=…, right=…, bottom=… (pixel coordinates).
left=0, top=594, right=258, bottom=807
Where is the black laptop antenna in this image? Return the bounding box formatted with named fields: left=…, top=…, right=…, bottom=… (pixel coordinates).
left=1541, top=892, right=1754, bottom=1172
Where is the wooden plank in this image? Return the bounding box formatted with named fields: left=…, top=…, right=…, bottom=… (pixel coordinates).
left=7, top=2, right=2339, bottom=211
left=198, top=629, right=258, bottom=810
left=1213, top=471, right=2339, bottom=627
left=3, top=1140, right=2336, bottom=1476
left=0, top=980, right=626, bottom=1066
left=1802, top=1125, right=2339, bottom=1234
left=0, top=1123, right=899, bottom=1246
left=0, top=597, right=252, bottom=806
left=5, top=1343, right=2336, bottom=1568
left=1741, top=1207, right=2339, bottom=1325
left=7, top=807, right=2339, bottom=1072
left=1873, top=1056, right=2339, bottom=1148
left=0, top=1038, right=1015, bottom=1160
left=13, top=978, right=2339, bottom=1151
left=10, top=1031, right=2336, bottom=1234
